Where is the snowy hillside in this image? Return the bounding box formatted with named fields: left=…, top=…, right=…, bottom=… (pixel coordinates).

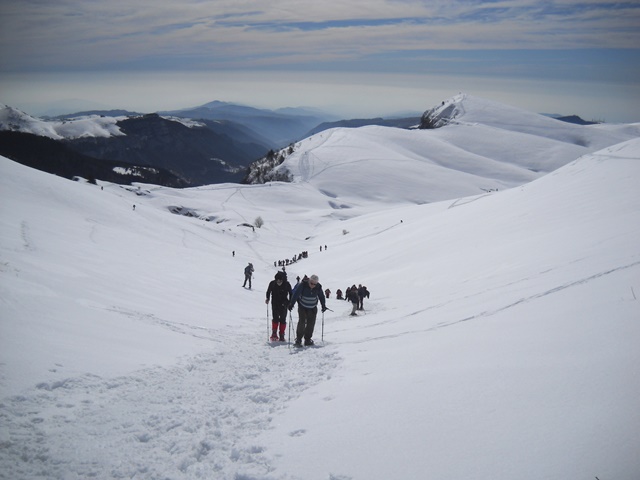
left=267, top=94, right=640, bottom=204
left=1, top=96, right=639, bottom=479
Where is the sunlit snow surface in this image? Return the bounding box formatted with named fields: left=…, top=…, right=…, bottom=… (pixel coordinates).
left=1, top=95, right=639, bottom=480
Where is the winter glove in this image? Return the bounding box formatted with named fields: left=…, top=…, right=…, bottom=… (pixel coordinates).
left=288, top=304, right=294, bottom=311
left=321, top=306, right=328, bottom=313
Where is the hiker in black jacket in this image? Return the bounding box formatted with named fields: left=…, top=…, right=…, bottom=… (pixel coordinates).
left=243, top=263, right=254, bottom=289
left=265, top=271, right=292, bottom=341
left=357, top=284, right=370, bottom=310
left=348, top=284, right=359, bottom=316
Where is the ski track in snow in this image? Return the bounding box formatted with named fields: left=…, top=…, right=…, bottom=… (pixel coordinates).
left=0, top=326, right=341, bottom=479
left=296, top=131, right=335, bottom=182
left=20, top=222, right=34, bottom=252
left=330, top=259, right=640, bottom=345
left=298, top=151, right=312, bottom=182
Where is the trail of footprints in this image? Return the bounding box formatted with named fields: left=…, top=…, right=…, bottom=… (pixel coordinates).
left=0, top=332, right=341, bottom=479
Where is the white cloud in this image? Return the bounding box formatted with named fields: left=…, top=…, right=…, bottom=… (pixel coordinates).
left=1, top=0, right=638, bottom=123
left=1, top=0, right=639, bottom=72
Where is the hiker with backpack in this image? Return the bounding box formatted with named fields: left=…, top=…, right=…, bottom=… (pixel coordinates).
left=348, top=284, right=359, bottom=316
left=289, top=274, right=327, bottom=347
left=357, top=284, right=370, bottom=310
left=265, top=271, right=292, bottom=341
left=243, top=262, right=254, bottom=289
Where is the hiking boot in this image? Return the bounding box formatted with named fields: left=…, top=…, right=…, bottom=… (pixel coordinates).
left=279, top=334, right=286, bottom=342
left=294, top=340, right=303, bottom=348
left=304, top=339, right=314, bottom=346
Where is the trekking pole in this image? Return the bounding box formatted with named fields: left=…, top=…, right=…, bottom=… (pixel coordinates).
left=266, top=303, right=270, bottom=342
left=321, top=308, right=333, bottom=343
left=288, top=309, right=293, bottom=349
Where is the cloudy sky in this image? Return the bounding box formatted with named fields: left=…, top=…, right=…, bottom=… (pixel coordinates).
left=1, top=0, right=639, bottom=121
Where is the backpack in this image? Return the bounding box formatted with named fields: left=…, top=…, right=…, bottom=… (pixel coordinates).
left=291, top=282, right=300, bottom=299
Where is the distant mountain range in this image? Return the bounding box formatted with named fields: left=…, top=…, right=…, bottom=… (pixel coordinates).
left=0, top=130, right=188, bottom=187
left=552, top=115, right=600, bottom=125
left=64, top=113, right=268, bottom=185
left=1, top=102, right=328, bottom=186
left=305, top=116, right=422, bottom=136
left=160, top=101, right=341, bottom=147
left=0, top=99, right=610, bottom=188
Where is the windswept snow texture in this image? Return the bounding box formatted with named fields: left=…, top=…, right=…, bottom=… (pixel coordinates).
left=1, top=96, right=639, bottom=480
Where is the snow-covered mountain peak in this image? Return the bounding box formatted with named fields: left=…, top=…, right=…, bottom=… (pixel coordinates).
left=419, top=92, right=469, bottom=128
left=422, top=93, right=562, bottom=127
left=0, top=104, right=127, bottom=139
left=0, top=104, right=55, bottom=137
left=419, top=93, right=612, bottom=145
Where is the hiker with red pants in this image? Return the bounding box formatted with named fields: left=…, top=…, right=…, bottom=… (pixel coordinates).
left=265, top=271, right=292, bottom=341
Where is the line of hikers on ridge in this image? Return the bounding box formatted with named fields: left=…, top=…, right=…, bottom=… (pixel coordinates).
left=274, top=244, right=328, bottom=268
left=274, top=251, right=308, bottom=268
left=262, top=268, right=370, bottom=347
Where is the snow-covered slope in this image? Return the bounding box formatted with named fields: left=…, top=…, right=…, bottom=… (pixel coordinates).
left=1, top=128, right=639, bottom=480
left=263, top=138, right=640, bottom=480
left=269, top=94, right=640, bottom=205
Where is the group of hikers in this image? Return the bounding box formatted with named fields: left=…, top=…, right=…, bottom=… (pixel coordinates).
left=274, top=251, right=308, bottom=268
left=337, top=285, right=370, bottom=316
left=265, top=271, right=327, bottom=347
left=270, top=245, right=329, bottom=274
left=258, top=266, right=369, bottom=348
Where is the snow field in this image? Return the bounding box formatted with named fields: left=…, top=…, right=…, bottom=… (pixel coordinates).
left=1, top=95, right=639, bottom=479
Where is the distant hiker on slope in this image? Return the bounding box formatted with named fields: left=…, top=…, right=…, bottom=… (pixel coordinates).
left=348, top=284, right=359, bottom=316
left=243, top=262, right=254, bottom=289
left=292, top=275, right=306, bottom=296
left=358, top=284, right=370, bottom=310
left=289, top=274, right=327, bottom=347
left=266, top=271, right=292, bottom=341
